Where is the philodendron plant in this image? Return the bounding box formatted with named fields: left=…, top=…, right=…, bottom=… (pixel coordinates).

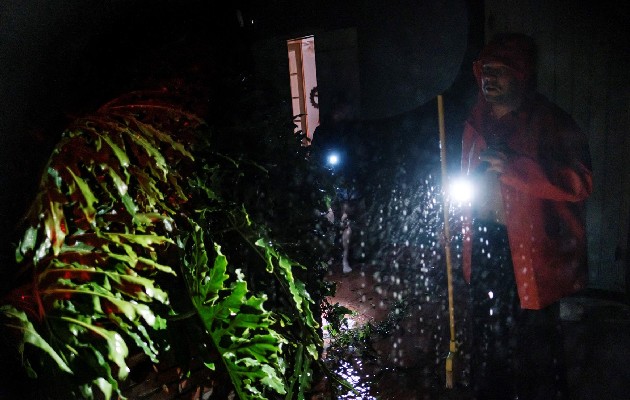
left=0, top=85, right=336, bottom=399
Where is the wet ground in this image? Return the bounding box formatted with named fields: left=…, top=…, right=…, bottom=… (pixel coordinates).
left=321, top=253, right=630, bottom=400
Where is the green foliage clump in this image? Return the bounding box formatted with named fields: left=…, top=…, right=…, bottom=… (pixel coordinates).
left=0, top=80, right=338, bottom=400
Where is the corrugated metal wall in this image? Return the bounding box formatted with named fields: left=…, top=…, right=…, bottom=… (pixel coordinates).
left=484, top=0, right=630, bottom=293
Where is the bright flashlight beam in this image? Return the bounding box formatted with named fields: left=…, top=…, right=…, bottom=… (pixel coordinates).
left=449, top=177, right=474, bottom=203
left=327, top=153, right=339, bottom=166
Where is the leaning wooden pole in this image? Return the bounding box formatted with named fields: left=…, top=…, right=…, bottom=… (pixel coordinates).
left=437, top=94, right=457, bottom=388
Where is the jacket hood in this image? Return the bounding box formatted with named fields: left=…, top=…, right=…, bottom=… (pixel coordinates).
left=472, top=33, right=537, bottom=91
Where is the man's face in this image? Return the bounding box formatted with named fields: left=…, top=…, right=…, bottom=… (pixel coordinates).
left=480, top=62, right=523, bottom=105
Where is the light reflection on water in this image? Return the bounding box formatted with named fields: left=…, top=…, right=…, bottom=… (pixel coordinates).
left=334, top=360, right=377, bottom=400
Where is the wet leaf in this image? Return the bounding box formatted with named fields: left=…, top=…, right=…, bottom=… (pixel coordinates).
left=104, top=168, right=136, bottom=216
left=92, top=377, right=113, bottom=400
left=66, top=168, right=98, bottom=224
left=103, top=232, right=174, bottom=249
left=1, top=305, right=73, bottom=374
left=44, top=194, right=67, bottom=257
left=122, top=127, right=168, bottom=181
left=134, top=117, right=194, bottom=161
left=16, top=226, right=38, bottom=263
left=60, top=316, right=130, bottom=380
left=101, top=134, right=130, bottom=169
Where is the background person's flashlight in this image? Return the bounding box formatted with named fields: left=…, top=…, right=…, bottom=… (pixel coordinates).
left=327, top=151, right=340, bottom=167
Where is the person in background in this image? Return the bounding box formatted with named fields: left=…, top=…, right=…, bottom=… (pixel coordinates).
left=312, top=92, right=365, bottom=274
left=460, top=33, right=592, bottom=400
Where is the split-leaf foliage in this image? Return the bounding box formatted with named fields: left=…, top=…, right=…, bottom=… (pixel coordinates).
left=0, top=82, right=341, bottom=399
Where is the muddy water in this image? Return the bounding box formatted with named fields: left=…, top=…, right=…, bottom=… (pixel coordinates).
left=321, top=249, right=475, bottom=400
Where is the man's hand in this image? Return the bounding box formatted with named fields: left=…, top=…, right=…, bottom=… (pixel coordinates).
left=479, top=148, right=508, bottom=174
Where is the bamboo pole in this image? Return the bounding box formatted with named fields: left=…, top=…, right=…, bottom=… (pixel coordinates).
left=437, top=94, right=457, bottom=388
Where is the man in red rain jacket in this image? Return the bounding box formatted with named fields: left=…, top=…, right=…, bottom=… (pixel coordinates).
left=460, top=33, right=592, bottom=400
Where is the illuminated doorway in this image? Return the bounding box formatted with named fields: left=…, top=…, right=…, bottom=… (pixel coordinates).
left=287, top=36, right=319, bottom=142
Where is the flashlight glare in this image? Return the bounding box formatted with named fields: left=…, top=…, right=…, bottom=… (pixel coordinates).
left=450, top=177, right=474, bottom=203
left=327, top=153, right=339, bottom=166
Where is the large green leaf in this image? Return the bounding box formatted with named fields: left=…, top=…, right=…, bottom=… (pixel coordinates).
left=60, top=316, right=130, bottom=380
left=181, top=230, right=287, bottom=399
left=133, top=116, right=194, bottom=161
left=256, top=239, right=320, bottom=340
left=100, top=134, right=130, bottom=169
left=66, top=167, right=98, bottom=225
left=0, top=305, right=73, bottom=375
left=44, top=194, right=67, bottom=257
